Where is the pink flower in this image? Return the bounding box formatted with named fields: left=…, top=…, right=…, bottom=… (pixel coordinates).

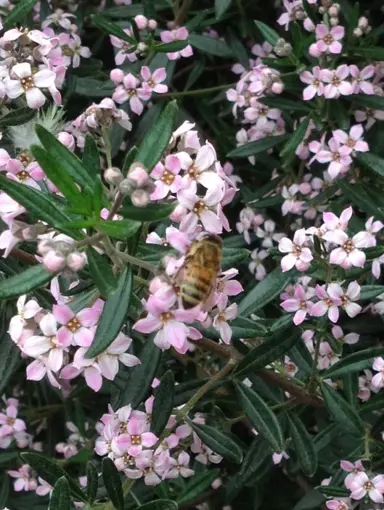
left=36, top=477, right=53, bottom=497
left=322, top=207, right=352, bottom=233
left=150, top=155, right=183, bottom=200
left=349, top=65, right=375, bottom=94
left=327, top=282, right=362, bottom=318
left=178, top=185, right=224, bottom=234
left=8, top=294, right=41, bottom=343
left=326, top=501, right=349, bottom=510
left=53, top=304, right=100, bottom=347
left=212, top=298, right=238, bottom=344
left=332, top=124, right=369, bottom=154
left=272, top=451, right=289, bottom=464
left=349, top=472, right=384, bottom=503
left=277, top=0, right=302, bottom=30
left=97, top=333, right=140, bottom=381
left=371, top=357, right=384, bottom=391
left=372, top=255, right=384, bottom=279
left=167, top=452, right=194, bottom=478
left=160, top=27, right=193, bottom=60
left=61, top=347, right=103, bottom=392
left=5, top=62, right=56, bottom=109
left=8, top=465, right=37, bottom=492
left=0, top=404, right=26, bottom=437
left=324, top=231, right=367, bottom=269
left=310, top=24, right=344, bottom=56
left=332, top=325, right=359, bottom=345
left=281, top=285, right=313, bottom=325
left=112, top=73, right=151, bottom=115
left=140, top=66, right=168, bottom=94
left=317, top=342, right=339, bottom=370
left=322, top=65, right=353, bottom=99
left=300, top=67, right=324, bottom=100
left=278, top=229, right=313, bottom=272
left=340, top=459, right=365, bottom=489
left=226, top=81, right=246, bottom=116
left=116, top=416, right=157, bottom=457
left=315, top=137, right=353, bottom=179
left=363, top=216, right=384, bottom=247
left=310, top=285, right=341, bottom=323
left=26, top=357, right=61, bottom=389
left=178, top=143, right=222, bottom=190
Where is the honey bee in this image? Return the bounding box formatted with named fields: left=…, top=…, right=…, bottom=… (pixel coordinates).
left=177, top=234, right=223, bottom=309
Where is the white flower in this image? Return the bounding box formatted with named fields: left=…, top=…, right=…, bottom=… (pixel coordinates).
left=5, top=63, right=56, bottom=109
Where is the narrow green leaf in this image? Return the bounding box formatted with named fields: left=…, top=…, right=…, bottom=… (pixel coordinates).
left=259, top=96, right=310, bottom=112
left=49, top=477, right=70, bottom=510
left=85, top=266, right=132, bottom=358
left=235, top=330, right=300, bottom=377
left=215, top=0, right=231, bottom=18
left=189, top=34, right=233, bottom=57
left=323, top=347, right=384, bottom=378
left=320, top=382, right=365, bottom=437
left=360, top=285, right=384, bottom=300
left=190, top=422, right=243, bottom=463
left=75, top=78, right=115, bottom=97
left=317, top=485, right=350, bottom=498
left=255, top=20, right=280, bottom=46
left=313, top=424, right=339, bottom=452
left=0, top=107, right=36, bottom=127
left=0, top=333, right=22, bottom=395
left=92, top=15, right=136, bottom=44
left=348, top=93, right=384, bottom=111
left=120, top=202, right=175, bottom=222
left=102, top=5, right=144, bottom=18
left=235, top=382, right=284, bottom=452
left=36, top=125, right=94, bottom=192
left=112, top=339, right=161, bottom=409
left=280, top=117, right=310, bottom=164
left=138, top=501, right=178, bottom=510
left=238, top=267, right=295, bottom=316
left=136, top=101, right=178, bottom=171
left=154, top=41, right=189, bottom=53
left=0, top=265, right=53, bottom=300
left=288, top=414, right=318, bottom=477
left=2, top=0, right=38, bottom=30
left=349, top=47, right=384, bottom=60
left=86, top=462, right=98, bottom=505
left=226, top=27, right=249, bottom=70
left=222, top=247, right=249, bottom=270
left=0, top=474, right=9, bottom=510
left=102, top=458, right=124, bottom=510
left=360, top=391, right=384, bottom=414
left=31, top=145, right=84, bottom=206
left=83, top=134, right=101, bottom=178
left=151, top=370, right=175, bottom=437
left=337, top=180, right=384, bottom=221
left=234, top=437, right=271, bottom=488
left=356, top=152, right=384, bottom=178
left=0, top=173, right=78, bottom=237
left=177, top=469, right=219, bottom=504
left=20, top=453, right=87, bottom=502
left=96, top=219, right=141, bottom=239
left=293, top=490, right=325, bottom=510
left=227, top=135, right=288, bottom=158
left=87, top=248, right=117, bottom=298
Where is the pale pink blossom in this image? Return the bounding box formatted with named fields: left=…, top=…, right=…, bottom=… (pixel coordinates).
left=212, top=298, right=237, bottom=344
left=332, top=325, right=359, bottom=345
left=349, top=472, right=384, bottom=503
left=322, top=206, right=352, bottom=233
left=112, top=73, right=151, bottom=115
left=332, top=124, right=369, bottom=154
left=310, top=285, right=341, bottom=323
left=363, top=216, right=384, bottom=247
left=178, top=185, right=224, bottom=234
left=327, top=282, right=362, bottom=318
left=53, top=304, right=100, bottom=347
left=326, top=501, right=349, bottom=510
left=371, top=357, right=384, bottom=391
left=278, top=229, right=313, bottom=272
left=321, top=65, right=353, bottom=99
left=140, top=66, right=168, bottom=94
left=355, top=108, right=384, bottom=129
left=315, top=137, right=352, bottom=179
left=150, top=155, right=184, bottom=200
left=255, top=219, right=283, bottom=248
left=324, top=231, right=367, bottom=269
left=340, top=459, right=365, bottom=489
left=281, top=285, right=313, bottom=325
left=372, top=254, right=384, bottom=279
left=8, top=464, right=37, bottom=492
left=277, top=0, right=302, bottom=30
left=349, top=65, right=375, bottom=94
left=178, top=143, right=222, bottom=190
left=116, top=416, right=157, bottom=457
left=8, top=294, right=41, bottom=343
left=167, top=452, right=194, bottom=478
left=272, top=451, right=289, bottom=464
left=0, top=404, right=26, bottom=437
left=317, top=342, right=339, bottom=370
left=300, top=67, right=324, bottom=100
left=249, top=249, right=269, bottom=281
left=358, top=370, right=372, bottom=401
left=310, top=24, right=344, bottom=56
left=160, top=27, right=193, bottom=60
left=97, top=333, right=140, bottom=380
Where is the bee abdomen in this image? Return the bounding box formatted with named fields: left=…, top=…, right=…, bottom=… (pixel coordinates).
left=181, top=278, right=211, bottom=309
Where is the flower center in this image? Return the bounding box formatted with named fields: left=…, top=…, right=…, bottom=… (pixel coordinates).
left=161, top=170, right=175, bottom=185
left=364, top=481, right=374, bottom=491
left=258, top=107, right=268, bottom=116
left=323, top=34, right=334, bottom=45
left=19, top=150, right=32, bottom=166
left=300, top=300, right=307, bottom=310
left=20, top=76, right=34, bottom=90
left=293, top=245, right=302, bottom=257
left=331, top=76, right=341, bottom=86
left=119, top=423, right=127, bottom=433
left=147, top=79, right=155, bottom=87
left=347, top=138, right=356, bottom=148
left=123, top=453, right=135, bottom=467
left=130, top=434, right=141, bottom=445
left=48, top=336, right=57, bottom=348
left=160, top=312, right=173, bottom=324
left=343, top=239, right=354, bottom=253
left=6, top=417, right=15, bottom=426
left=17, top=170, right=30, bottom=181
left=313, top=79, right=320, bottom=87
left=332, top=151, right=340, bottom=162
left=127, top=89, right=137, bottom=97
left=67, top=317, right=81, bottom=332
left=193, top=200, right=208, bottom=216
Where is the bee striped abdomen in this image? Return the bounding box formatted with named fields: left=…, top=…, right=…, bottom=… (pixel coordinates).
left=181, top=269, right=212, bottom=309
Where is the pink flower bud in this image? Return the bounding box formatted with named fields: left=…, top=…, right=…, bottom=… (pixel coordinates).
left=330, top=17, right=339, bottom=26
left=104, top=167, right=123, bottom=185
left=131, top=189, right=150, bottom=208
left=353, top=27, right=363, bottom=37
left=37, top=240, right=54, bottom=256
left=299, top=182, right=312, bottom=195
left=328, top=5, right=339, bottom=16
left=134, top=15, right=148, bottom=30
left=43, top=251, right=66, bottom=273
left=57, top=132, right=75, bottom=151
left=22, top=226, right=37, bottom=241
left=211, top=478, right=222, bottom=490
left=148, top=19, right=157, bottom=30
left=271, top=81, right=284, bottom=94
left=119, top=178, right=134, bottom=196
left=128, top=164, right=149, bottom=188
left=66, top=252, right=87, bottom=272
left=358, top=16, right=368, bottom=28
left=110, top=68, right=125, bottom=85
left=137, top=42, right=148, bottom=54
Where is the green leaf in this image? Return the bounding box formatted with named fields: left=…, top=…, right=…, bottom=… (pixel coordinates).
left=85, top=266, right=132, bottom=358
left=31, top=145, right=85, bottom=207
left=255, top=20, right=280, bottom=46
left=323, top=347, right=384, bottom=378
left=87, top=248, right=117, bottom=298
left=120, top=202, right=175, bottom=222
left=190, top=422, right=243, bottom=463
left=96, top=219, right=141, bottom=239
left=83, top=134, right=101, bottom=178
left=122, top=146, right=139, bottom=173
left=154, top=41, right=189, bottom=53
left=235, top=382, right=284, bottom=452
left=226, top=27, right=249, bottom=70
left=235, top=330, right=300, bottom=377
left=112, top=337, right=161, bottom=409
left=349, top=47, right=384, bottom=60
left=317, top=485, right=350, bottom=498
left=222, top=247, right=249, bottom=270
left=337, top=180, right=384, bottom=221
left=189, top=34, right=233, bottom=57
left=138, top=501, right=178, bottom=510
left=0, top=474, right=9, bottom=510
left=92, top=15, right=136, bottom=44
left=0, top=333, right=22, bottom=395
left=74, top=78, right=115, bottom=98
left=151, top=370, right=175, bottom=437
left=227, top=135, right=288, bottom=158
left=20, top=452, right=87, bottom=502
left=0, top=107, right=36, bottom=127
left=136, top=101, right=178, bottom=171
left=102, top=458, right=123, bottom=510
left=359, top=285, right=384, bottom=300
left=177, top=470, right=219, bottom=504
left=320, top=382, right=365, bottom=437
left=49, top=477, right=70, bottom=510
left=234, top=437, right=271, bottom=488
left=348, top=93, right=384, bottom=111
left=259, top=96, right=310, bottom=113
left=293, top=490, right=325, bottom=510
left=86, top=462, right=98, bottom=505
left=36, top=125, right=94, bottom=192
left=360, top=391, right=384, bottom=414
left=0, top=265, right=53, bottom=300
left=0, top=173, right=77, bottom=237
left=2, top=0, right=38, bottom=30
left=215, top=0, right=231, bottom=18
left=238, top=267, right=295, bottom=316
left=356, top=152, right=384, bottom=178
left=280, top=117, right=310, bottom=165
left=287, top=414, right=318, bottom=477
